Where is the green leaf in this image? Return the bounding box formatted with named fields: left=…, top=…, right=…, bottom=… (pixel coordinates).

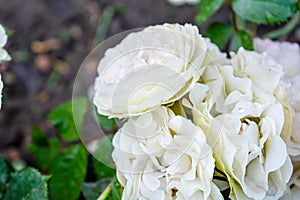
left=91, top=134, right=115, bottom=169
left=48, top=98, right=88, bottom=142
left=229, top=30, right=253, bottom=52
left=0, top=157, right=9, bottom=199
left=73, top=97, right=89, bottom=138
left=234, top=15, right=257, bottom=37
left=47, top=69, right=62, bottom=86
left=30, top=126, right=49, bottom=147
left=49, top=145, right=87, bottom=200
left=93, top=5, right=126, bottom=46
left=4, top=168, right=48, bottom=200
left=232, top=0, right=298, bottom=24
left=204, top=22, right=233, bottom=49
left=93, top=157, right=115, bottom=180
left=81, top=178, right=112, bottom=200
left=95, top=107, right=116, bottom=132
left=195, top=0, right=225, bottom=24
left=28, top=127, right=60, bottom=171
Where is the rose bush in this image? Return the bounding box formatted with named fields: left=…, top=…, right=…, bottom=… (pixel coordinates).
left=93, top=23, right=295, bottom=199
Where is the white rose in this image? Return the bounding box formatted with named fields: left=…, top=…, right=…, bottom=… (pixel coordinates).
left=185, top=61, right=292, bottom=199
left=93, top=23, right=207, bottom=118
left=0, top=24, right=10, bottom=62
left=112, top=106, right=223, bottom=200
left=207, top=114, right=292, bottom=200
left=167, top=0, right=199, bottom=6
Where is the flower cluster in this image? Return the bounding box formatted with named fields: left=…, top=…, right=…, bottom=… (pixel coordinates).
left=0, top=24, right=10, bottom=109
left=94, top=23, right=296, bottom=199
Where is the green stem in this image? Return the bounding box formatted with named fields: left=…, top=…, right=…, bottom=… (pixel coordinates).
left=263, top=12, right=300, bottom=39
left=92, top=5, right=125, bottom=47
left=97, top=181, right=112, bottom=200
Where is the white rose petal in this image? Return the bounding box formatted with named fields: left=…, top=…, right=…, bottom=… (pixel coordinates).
left=254, top=38, right=300, bottom=78
left=0, top=24, right=10, bottom=62
left=0, top=24, right=7, bottom=47
left=0, top=74, right=2, bottom=109
left=203, top=38, right=229, bottom=66
left=231, top=47, right=283, bottom=93
left=0, top=23, right=10, bottom=110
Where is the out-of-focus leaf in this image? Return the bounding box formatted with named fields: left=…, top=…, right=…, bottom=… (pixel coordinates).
left=107, top=177, right=123, bottom=200
left=235, top=15, right=257, bottom=37
left=81, top=178, right=112, bottom=200
left=0, top=157, right=9, bottom=199
left=49, top=145, right=87, bottom=200
left=47, top=69, right=62, bottom=86
left=28, top=127, right=60, bottom=171
left=48, top=98, right=88, bottom=141
left=232, top=0, right=298, bottom=24
left=229, top=30, right=253, bottom=52
left=89, top=134, right=115, bottom=170
left=93, top=5, right=126, bottom=46
left=13, top=49, right=29, bottom=62
left=4, top=168, right=48, bottom=200
left=204, top=22, right=233, bottom=49
left=11, top=160, right=26, bottom=171
left=30, top=126, right=48, bottom=147
left=95, top=108, right=116, bottom=131
left=93, top=157, right=115, bottom=180
left=195, top=0, right=225, bottom=24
